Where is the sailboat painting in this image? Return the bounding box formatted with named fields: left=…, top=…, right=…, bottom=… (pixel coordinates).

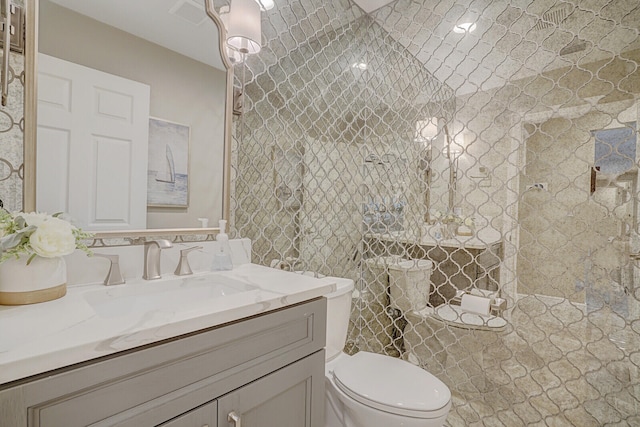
left=147, top=118, right=190, bottom=207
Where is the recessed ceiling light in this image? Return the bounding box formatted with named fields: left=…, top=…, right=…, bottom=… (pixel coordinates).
left=453, top=22, right=477, bottom=34
left=255, top=0, right=275, bottom=10
left=352, top=62, right=368, bottom=70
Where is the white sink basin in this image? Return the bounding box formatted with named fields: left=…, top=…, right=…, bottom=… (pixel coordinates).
left=84, top=274, right=258, bottom=318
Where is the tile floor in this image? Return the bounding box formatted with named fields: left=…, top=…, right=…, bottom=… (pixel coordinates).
left=400, top=296, right=639, bottom=426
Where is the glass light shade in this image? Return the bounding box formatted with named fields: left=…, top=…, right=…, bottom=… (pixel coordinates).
left=415, top=119, right=438, bottom=141
left=227, top=0, right=262, bottom=55
left=219, top=6, right=244, bottom=63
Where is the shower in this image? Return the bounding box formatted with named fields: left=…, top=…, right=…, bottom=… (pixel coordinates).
left=234, top=0, right=640, bottom=424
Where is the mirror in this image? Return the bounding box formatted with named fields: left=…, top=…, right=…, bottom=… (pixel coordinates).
left=518, top=102, right=639, bottom=301
left=26, top=0, right=231, bottom=236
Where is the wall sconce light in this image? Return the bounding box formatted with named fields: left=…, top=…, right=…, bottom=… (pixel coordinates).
left=225, top=0, right=263, bottom=116
left=414, top=118, right=438, bottom=147
left=446, top=142, right=464, bottom=159
left=219, top=6, right=243, bottom=64
left=447, top=148, right=462, bottom=160
left=445, top=124, right=466, bottom=159
left=227, top=0, right=262, bottom=55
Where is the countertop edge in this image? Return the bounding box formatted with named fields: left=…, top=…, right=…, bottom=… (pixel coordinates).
left=0, top=264, right=335, bottom=386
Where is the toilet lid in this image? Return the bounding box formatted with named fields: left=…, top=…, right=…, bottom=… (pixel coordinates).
left=332, top=352, right=451, bottom=418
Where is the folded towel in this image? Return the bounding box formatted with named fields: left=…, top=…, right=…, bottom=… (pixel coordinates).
left=460, top=294, right=491, bottom=316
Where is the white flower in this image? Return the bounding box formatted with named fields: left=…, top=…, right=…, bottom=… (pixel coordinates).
left=0, top=211, right=92, bottom=263
left=20, top=212, right=51, bottom=227
left=29, top=217, right=77, bottom=258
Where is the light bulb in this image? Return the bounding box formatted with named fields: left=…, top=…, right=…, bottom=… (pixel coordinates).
left=453, top=22, right=477, bottom=34
left=256, top=0, right=275, bottom=11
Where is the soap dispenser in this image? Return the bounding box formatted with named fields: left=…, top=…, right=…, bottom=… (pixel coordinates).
left=211, top=220, right=233, bottom=271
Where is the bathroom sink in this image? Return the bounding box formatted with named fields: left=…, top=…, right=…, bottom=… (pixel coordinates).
left=84, top=275, right=259, bottom=318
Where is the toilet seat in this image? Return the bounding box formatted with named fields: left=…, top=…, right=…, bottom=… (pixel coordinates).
left=332, top=352, right=451, bottom=419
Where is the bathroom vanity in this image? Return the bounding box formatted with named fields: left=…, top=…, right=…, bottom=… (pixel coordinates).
left=0, top=264, right=332, bottom=427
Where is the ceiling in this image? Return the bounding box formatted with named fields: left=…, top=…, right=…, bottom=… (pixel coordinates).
left=371, top=0, right=640, bottom=95
left=351, top=0, right=395, bottom=14
left=50, top=0, right=640, bottom=97
left=49, top=0, right=226, bottom=70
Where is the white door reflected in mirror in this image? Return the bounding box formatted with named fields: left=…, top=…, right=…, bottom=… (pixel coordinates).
left=37, top=54, right=150, bottom=231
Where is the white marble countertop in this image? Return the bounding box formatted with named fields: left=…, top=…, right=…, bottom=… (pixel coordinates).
left=366, top=227, right=503, bottom=250
left=0, top=264, right=335, bottom=385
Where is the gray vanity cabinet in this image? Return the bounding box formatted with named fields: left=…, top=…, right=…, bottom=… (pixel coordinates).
left=0, top=298, right=327, bottom=427
left=159, top=401, right=217, bottom=427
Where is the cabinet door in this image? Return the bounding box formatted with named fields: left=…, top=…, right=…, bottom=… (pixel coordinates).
left=159, top=400, right=217, bottom=427
left=217, top=351, right=325, bottom=427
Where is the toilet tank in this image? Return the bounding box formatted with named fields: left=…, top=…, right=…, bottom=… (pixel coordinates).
left=388, top=260, right=433, bottom=312
left=318, top=277, right=354, bottom=361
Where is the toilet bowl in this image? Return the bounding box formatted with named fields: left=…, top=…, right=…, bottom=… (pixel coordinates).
left=318, top=275, right=451, bottom=427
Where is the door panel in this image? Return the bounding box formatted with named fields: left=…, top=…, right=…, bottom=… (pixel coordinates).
left=37, top=53, right=150, bottom=230
left=217, top=351, right=324, bottom=427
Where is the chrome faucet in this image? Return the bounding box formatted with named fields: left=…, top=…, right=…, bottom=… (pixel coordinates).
left=143, top=239, right=173, bottom=280
left=94, top=253, right=125, bottom=286
left=174, top=246, right=203, bottom=276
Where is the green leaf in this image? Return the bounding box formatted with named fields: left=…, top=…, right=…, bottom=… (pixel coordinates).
left=0, top=233, right=23, bottom=251
left=14, top=216, right=26, bottom=229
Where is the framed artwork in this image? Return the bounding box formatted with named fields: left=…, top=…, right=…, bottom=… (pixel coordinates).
left=592, top=122, right=637, bottom=176
left=147, top=117, right=190, bottom=207
left=590, top=122, right=637, bottom=195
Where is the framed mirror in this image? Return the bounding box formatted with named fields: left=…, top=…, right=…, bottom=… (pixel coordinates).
left=23, top=0, right=232, bottom=238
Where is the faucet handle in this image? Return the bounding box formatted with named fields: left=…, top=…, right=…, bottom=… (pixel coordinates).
left=174, top=246, right=203, bottom=276
left=94, top=253, right=125, bottom=286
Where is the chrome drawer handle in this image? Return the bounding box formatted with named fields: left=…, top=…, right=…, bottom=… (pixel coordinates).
left=228, top=411, right=242, bottom=427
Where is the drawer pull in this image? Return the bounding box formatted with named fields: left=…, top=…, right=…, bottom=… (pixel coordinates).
left=228, top=411, right=242, bottom=427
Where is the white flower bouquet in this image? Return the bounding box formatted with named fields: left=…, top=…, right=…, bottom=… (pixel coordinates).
left=0, top=211, right=93, bottom=264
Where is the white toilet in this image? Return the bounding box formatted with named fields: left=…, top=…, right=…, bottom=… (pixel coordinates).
left=321, top=276, right=452, bottom=427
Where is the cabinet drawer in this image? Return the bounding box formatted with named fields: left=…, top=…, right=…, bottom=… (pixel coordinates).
left=24, top=298, right=326, bottom=427
left=158, top=400, right=217, bottom=427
